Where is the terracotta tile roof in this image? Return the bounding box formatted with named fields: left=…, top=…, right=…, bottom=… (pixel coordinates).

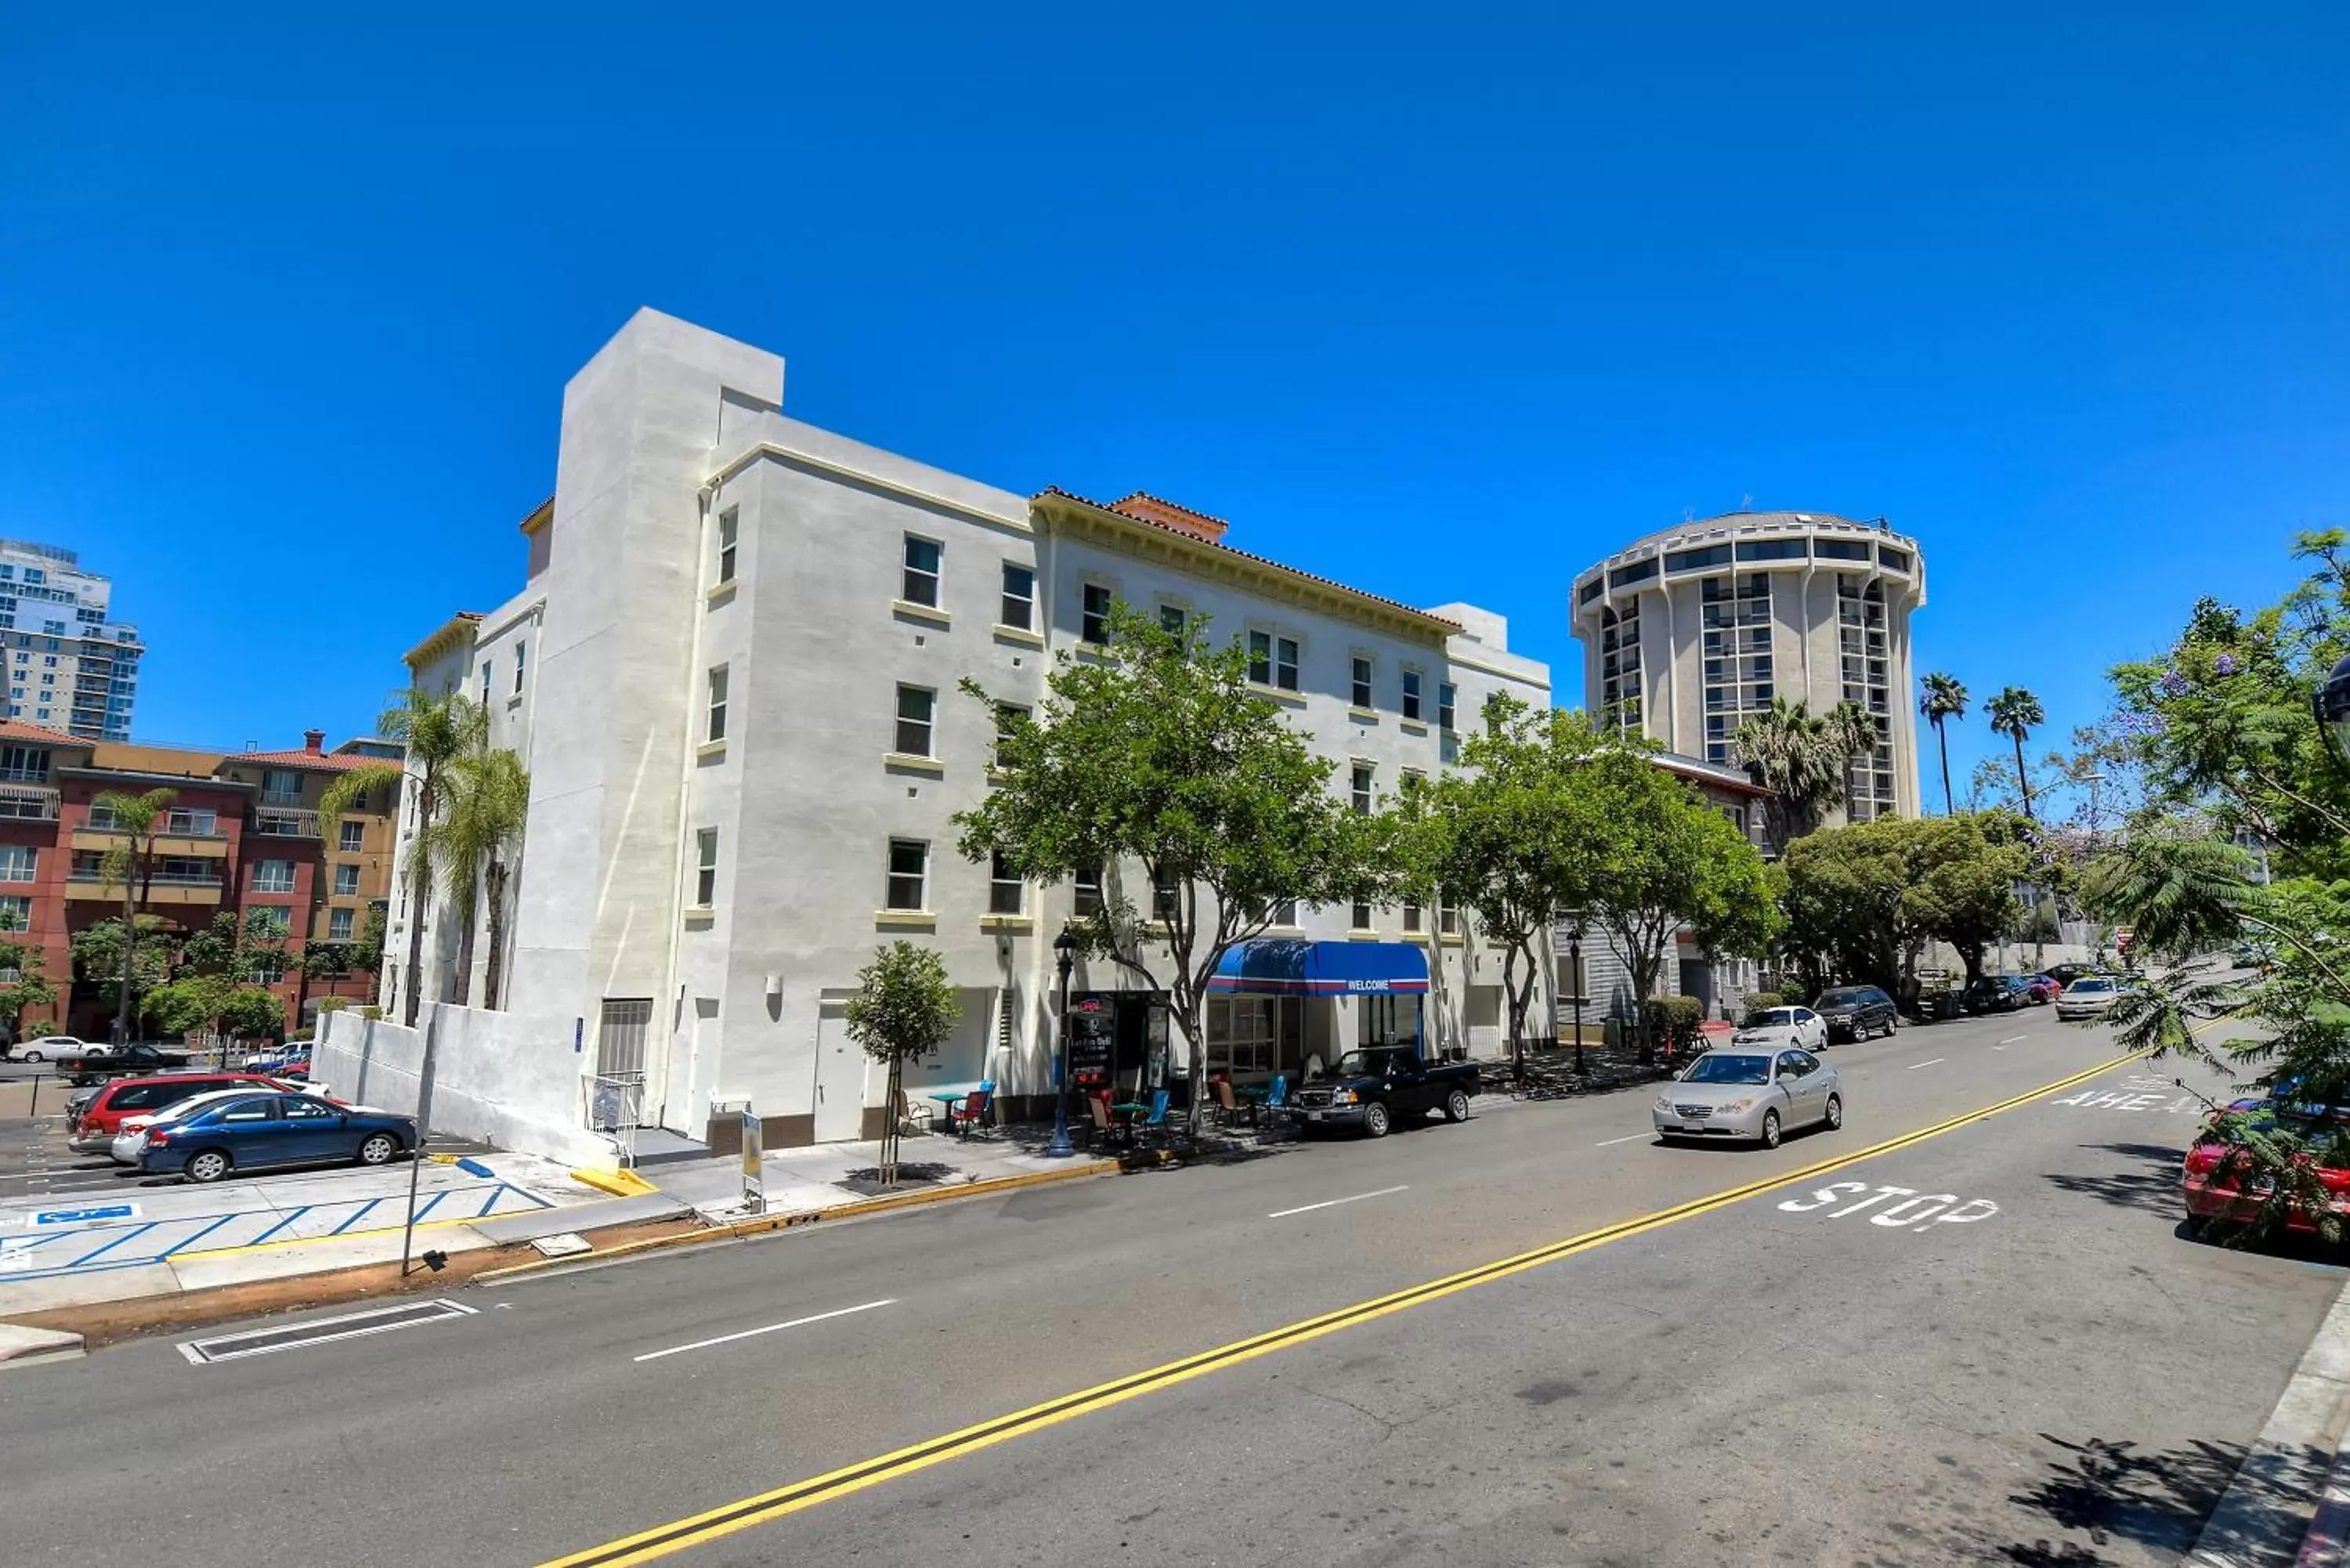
left=228, top=747, right=389, bottom=773
left=1108, top=492, right=1229, bottom=543
left=1034, top=488, right=1460, bottom=632
left=0, top=718, right=83, bottom=746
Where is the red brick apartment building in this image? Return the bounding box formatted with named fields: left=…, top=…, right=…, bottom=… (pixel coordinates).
left=0, top=721, right=397, bottom=1039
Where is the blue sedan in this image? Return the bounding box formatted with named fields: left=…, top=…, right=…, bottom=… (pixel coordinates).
left=138, top=1091, right=417, bottom=1183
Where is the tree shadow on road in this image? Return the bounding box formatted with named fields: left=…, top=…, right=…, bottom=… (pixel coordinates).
left=1907, top=1431, right=2322, bottom=1566
left=2040, top=1142, right=2189, bottom=1220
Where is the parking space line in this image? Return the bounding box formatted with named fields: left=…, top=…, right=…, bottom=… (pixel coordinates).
left=247, top=1205, right=311, bottom=1245
left=633, top=1300, right=898, bottom=1364
left=329, top=1198, right=385, bottom=1236
left=475, top=1187, right=506, bottom=1218
left=412, top=1190, right=449, bottom=1224
left=157, top=1213, right=241, bottom=1259
left=1907, top=1058, right=1946, bottom=1070
left=1267, top=1186, right=1408, bottom=1219
left=70, top=1219, right=160, bottom=1266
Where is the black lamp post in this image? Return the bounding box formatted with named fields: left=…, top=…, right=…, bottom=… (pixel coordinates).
left=2317, top=654, right=2350, bottom=775
left=1047, top=926, right=1078, bottom=1158
left=1567, top=924, right=1586, bottom=1079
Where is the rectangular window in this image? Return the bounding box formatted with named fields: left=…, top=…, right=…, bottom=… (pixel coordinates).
left=0, top=894, right=30, bottom=933
left=251, top=860, right=295, bottom=894
left=1438, top=683, right=1457, bottom=732
left=1813, top=537, right=1869, bottom=562
left=1401, top=670, right=1423, bottom=721
left=1351, top=898, right=1373, bottom=930
left=1350, top=762, right=1373, bottom=815
left=1248, top=630, right=1271, bottom=685
left=1081, top=583, right=1112, bottom=645
left=1350, top=656, right=1373, bottom=709
left=0, top=845, right=33, bottom=883
left=1735, top=537, right=1808, bottom=562
left=1402, top=899, right=1423, bottom=934
left=1159, top=603, right=1187, bottom=636
left=992, top=702, right=1027, bottom=764
left=339, top=821, right=364, bottom=853
left=706, top=665, right=729, bottom=742
left=479, top=661, right=490, bottom=707
left=717, top=507, right=739, bottom=585
left=513, top=641, right=526, bottom=695
left=886, top=839, right=928, bottom=911
left=167, top=807, right=216, bottom=836
left=902, top=536, right=942, bottom=607
left=1665, top=544, right=1733, bottom=573
left=1878, top=545, right=1911, bottom=572
left=261, top=769, right=302, bottom=804
left=895, top=685, right=936, bottom=757
left=695, top=829, right=718, bottom=908
left=1000, top=562, right=1035, bottom=630
left=989, top=851, right=1024, bottom=915
left=333, top=863, right=360, bottom=897
left=1608, top=558, right=1658, bottom=589
left=1271, top=897, right=1298, bottom=927
left=1438, top=889, right=1459, bottom=936
left=327, top=906, right=355, bottom=941
left=1151, top=867, right=1178, bottom=924
left=1074, top=864, right=1103, bottom=919
left=1275, top=637, right=1299, bottom=692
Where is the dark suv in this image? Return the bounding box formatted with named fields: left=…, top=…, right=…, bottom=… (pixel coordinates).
left=1963, top=974, right=2031, bottom=1013
left=1812, top=985, right=1898, bottom=1042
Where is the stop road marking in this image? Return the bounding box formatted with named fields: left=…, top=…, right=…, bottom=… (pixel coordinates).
left=1777, top=1181, right=1999, bottom=1230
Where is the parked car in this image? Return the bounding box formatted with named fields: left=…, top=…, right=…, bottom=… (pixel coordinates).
left=1810, top=986, right=1898, bottom=1043
left=1731, top=1006, right=1829, bottom=1053
left=70, top=1072, right=293, bottom=1153
left=1962, top=975, right=2030, bottom=1013
left=133, top=1090, right=415, bottom=1183
left=5, top=1035, right=94, bottom=1064
left=109, top=1088, right=258, bottom=1165
left=2182, top=1099, right=2350, bottom=1241
left=1654, top=1046, right=1843, bottom=1149
left=56, top=1041, right=192, bottom=1083
left=2020, top=974, right=2059, bottom=1004
left=240, top=1046, right=310, bottom=1073
left=2043, top=963, right=2100, bottom=989
left=1291, top=1045, right=1479, bottom=1138
left=2055, top=975, right=2128, bottom=1021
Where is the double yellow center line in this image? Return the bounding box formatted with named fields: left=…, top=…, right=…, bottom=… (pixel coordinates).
left=544, top=1047, right=2146, bottom=1567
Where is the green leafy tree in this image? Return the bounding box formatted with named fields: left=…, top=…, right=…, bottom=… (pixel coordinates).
left=92, top=786, right=175, bottom=1041
left=422, top=743, right=530, bottom=1009
left=1918, top=672, right=1969, bottom=815
left=70, top=916, right=170, bottom=1022
left=1778, top=815, right=2027, bottom=996
left=954, top=603, right=1379, bottom=1137
left=1986, top=686, right=2046, bottom=821
left=0, top=942, right=56, bottom=1039
left=1432, top=695, right=1614, bottom=1077
left=844, top=941, right=961, bottom=1186
left=217, top=986, right=289, bottom=1042
left=1584, top=753, right=1780, bottom=1062
left=327, top=689, right=486, bottom=1025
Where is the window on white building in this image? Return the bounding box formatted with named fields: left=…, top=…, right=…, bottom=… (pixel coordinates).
left=1350, top=762, right=1373, bottom=815
left=1081, top=583, right=1112, bottom=645
left=695, top=829, right=718, bottom=908
left=1151, top=866, right=1178, bottom=923
left=707, top=665, right=729, bottom=743
left=1437, top=682, right=1456, bottom=732
left=1437, top=888, right=1459, bottom=936
left=1269, top=896, right=1298, bottom=927
left=895, top=685, right=935, bottom=757
left=1402, top=898, right=1423, bottom=934
left=886, top=840, right=928, bottom=911
left=1350, top=656, right=1373, bottom=709
left=1073, top=863, right=1103, bottom=919
left=989, top=851, right=1024, bottom=915
left=902, top=536, right=942, bottom=608
left=1351, top=898, right=1373, bottom=930
left=513, top=640, right=526, bottom=696
left=1000, top=563, right=1034, bottom=630
left=717, top=507, right=739, bottom=586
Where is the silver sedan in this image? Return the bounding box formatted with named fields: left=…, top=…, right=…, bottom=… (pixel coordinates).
left=1653, top=1047, right=1843, bottom=1149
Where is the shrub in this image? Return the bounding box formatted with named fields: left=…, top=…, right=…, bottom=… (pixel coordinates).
left=1643, top=995, right=1705, bottom=1060
left=1745, top=991, right=1784, bottom=1017
left=316, top=997, right=349, bottom=1014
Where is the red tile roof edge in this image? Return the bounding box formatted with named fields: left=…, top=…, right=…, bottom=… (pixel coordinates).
left=1034, top=488, right=1460, bottom=630
left=228, top=749, right=392, bottom=773
left=0, top=719, right=84, bottom=746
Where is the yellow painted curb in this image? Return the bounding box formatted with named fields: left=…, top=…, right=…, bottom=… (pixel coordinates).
left=476, top=1158, right=1120, bottom=1284
left=572, top=1168, right=658, bottom=1198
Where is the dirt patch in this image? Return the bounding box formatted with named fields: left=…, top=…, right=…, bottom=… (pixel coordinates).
left=8, top=1213, right=698, bottom=1349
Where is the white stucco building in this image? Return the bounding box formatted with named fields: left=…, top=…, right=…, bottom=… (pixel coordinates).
left=1567, top=511, right=1928, bottom=824
left=372, top=309, right=1550, bottom=1155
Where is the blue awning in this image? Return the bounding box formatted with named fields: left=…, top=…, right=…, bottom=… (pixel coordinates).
left=1207, top=938, right=1430, bottom=995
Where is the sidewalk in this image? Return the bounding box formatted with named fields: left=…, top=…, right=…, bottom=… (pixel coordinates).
left=2191, top=1277, right=2350, bottom=1567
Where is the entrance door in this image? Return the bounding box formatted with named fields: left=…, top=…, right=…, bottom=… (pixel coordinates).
left=593, top=998, right=653, bottom=1129
left=812, top=1000, right=867, bottom=1143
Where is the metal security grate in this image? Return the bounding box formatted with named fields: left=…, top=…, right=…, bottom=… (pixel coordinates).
left=178, top=1299, right=476, bottom=1365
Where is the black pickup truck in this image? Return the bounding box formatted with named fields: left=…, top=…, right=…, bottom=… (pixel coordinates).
left=56, top=1042, right=193, bottom=1083
left=1292, top=1045, right=1479, bottom=1138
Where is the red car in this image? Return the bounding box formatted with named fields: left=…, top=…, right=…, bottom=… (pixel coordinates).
left=2181, top=1098, right=2350, bottom=1238
left=68, top=1072, right=294, bottom=1153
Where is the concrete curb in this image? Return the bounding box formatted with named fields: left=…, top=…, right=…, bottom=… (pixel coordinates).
left=2189, top=1275, right=2350, bottom=1566
left=472, top=1157, right=1122, bottom=1284
left=0, top=1322, right=86, bottom=1370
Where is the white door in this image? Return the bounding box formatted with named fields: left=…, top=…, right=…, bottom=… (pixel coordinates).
left=812, top=1002, right=868, bottom=1143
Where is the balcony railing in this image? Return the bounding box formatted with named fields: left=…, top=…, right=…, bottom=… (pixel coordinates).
left=248, top=808, right=320, bottom=838
left=0, top=785, right=59, bottom=821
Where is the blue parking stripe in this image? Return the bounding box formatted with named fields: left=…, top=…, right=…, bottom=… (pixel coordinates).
left=328, top=1198, right=384, bottom=1236
left=503, top=1182, right=555, bottom=1212
left=473, top=1185, right=505, bottom=1218
left=410, top=1189, right=448, bottom=1224
left=157, top=1213, right=240, bottom=1258
left=246, top=1205, right=312, bottom=1246
left=70, top=1221, right=160, bottom=1266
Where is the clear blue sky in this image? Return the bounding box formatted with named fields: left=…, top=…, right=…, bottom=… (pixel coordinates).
left=4, top=5, right=2344, bottom=797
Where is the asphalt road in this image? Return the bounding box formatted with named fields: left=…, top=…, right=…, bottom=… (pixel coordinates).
left=3, top=1008, right=2339, bottom=1567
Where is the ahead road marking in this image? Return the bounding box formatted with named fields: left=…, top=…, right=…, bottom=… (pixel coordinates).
left=1593, top=1133, right=1650, bottom=1147
left=537, top=1047, right=2146, bottom=1568
left=633, top=1300, right=897, bottom=1364
left=1267, top=1186, right=1408, bottom=1219
left=1907, top=1058, right=1946, bottom=1070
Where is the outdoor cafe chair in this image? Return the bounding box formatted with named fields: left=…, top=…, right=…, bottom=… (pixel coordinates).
left=951, top=1085, right=994, bottom=1137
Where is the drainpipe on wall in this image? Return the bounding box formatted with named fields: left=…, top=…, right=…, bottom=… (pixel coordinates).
left=651, top=479, right=720, bottom=1138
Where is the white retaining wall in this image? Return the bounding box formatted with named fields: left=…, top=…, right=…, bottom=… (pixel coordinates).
left=315, top=1005, right=612, bottom=1167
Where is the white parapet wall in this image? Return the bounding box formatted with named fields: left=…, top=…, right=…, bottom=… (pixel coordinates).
left=315, top=1004, right=613, bottom=1167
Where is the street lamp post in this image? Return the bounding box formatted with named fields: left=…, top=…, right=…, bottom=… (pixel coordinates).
left=1047, top=926, right=1077, bottom=1158
left=1567, top=925, right=1586, bottom=1080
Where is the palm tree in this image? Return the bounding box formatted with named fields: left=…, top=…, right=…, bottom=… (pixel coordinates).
left=1918, top=673, right=1969, bottom=815
left=1731, top=697, right=1858, bottom=848
left=1987, top=686, right=2045, bottom=821
left=423, top=745, right=530, bottom=1010
left=92, top=787, right=175, bottom=1042
left=322, top=690, right=485, bottom=1026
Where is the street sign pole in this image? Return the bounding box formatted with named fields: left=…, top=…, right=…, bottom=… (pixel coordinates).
left=740, top=1104, right=765, bottom=1215
left=400, top=1007, right=440, bottom=1278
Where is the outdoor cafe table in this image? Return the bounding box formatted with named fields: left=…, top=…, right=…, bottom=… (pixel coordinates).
left=930, top=1091, right=970, bottom=1134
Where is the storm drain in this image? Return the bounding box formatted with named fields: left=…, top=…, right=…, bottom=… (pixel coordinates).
left=177, top=1299, right=477, bottom=1365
